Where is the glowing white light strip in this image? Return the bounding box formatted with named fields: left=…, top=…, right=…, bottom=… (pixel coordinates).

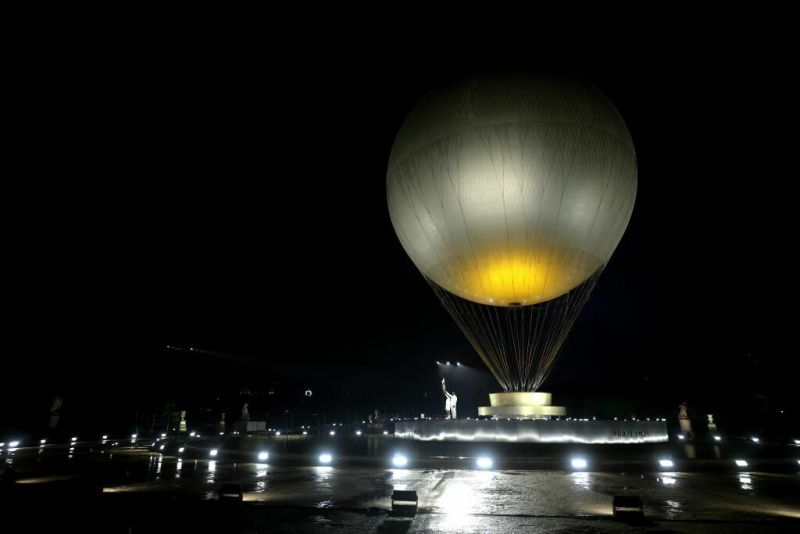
left=394, top=420, right=669, bottom=443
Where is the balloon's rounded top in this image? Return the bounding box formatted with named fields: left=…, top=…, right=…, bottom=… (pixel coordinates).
left=389, top=73, right=635, bottom=171
left=387, top=72, right=637, bottom=307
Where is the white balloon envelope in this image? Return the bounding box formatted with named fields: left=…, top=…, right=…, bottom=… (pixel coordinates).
left=388, top=73, right=637, bottom=308
left=387, top=73, right=637, bottom=393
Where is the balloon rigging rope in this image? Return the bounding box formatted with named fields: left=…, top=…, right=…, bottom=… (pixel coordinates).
left=430, top=269, right=603, bottom=392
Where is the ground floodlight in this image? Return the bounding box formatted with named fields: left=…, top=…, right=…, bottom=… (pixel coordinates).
left=735, top=459, right=748, bottom=467
left=659, top=459, right=674, bottom=468
left=571, top=457, right=588, bottom=469
left=258, top=451, right=269, bottom=461
left=613, top=495, right=644, bottom=520
left=302, top=431, right=308, bottom=435
left=476, top=456, right=494, bottom=469
left=392, top=454, right=409, bottom=467
left=178, top=447, right=185, bottom=453
left=9, top=441, right=19, bottom=448
left=40, top=439, right=47, bottom=445
left=391, top=489, right=419, bottom=516
left=383, top=430, right=389, bottom=435
left=210, top=449, right=218, bottom=457
left=713, top=435, right=722, bottom=441
left=329, top=430, right=336, bottom=436
left=751, top=437, right=760, bottom=443
left=319, top=453, right=332, bottom=464
left=218, top=483, right=243, bottom=503
left=677, top=434, right=685, bottom=440
left=356, top=430, right=362, bottom=436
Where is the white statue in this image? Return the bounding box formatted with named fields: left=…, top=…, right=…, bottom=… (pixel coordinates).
left=48, top=394, right=63, bottom=429
left=442, top=378, right=458, bottom=419
left=241, top=402, right=250, bottom=421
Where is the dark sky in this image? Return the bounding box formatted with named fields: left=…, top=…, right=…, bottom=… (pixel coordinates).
left=4, top=26, right=798, bottom=433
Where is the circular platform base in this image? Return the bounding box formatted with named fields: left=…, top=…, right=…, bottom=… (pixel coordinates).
left=478, top=391, right=566, bottom=419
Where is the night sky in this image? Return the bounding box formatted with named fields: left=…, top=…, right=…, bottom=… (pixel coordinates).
left=4, top=28, right=798, bottom=436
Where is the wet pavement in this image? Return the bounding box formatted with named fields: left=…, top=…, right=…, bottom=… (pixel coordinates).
left=3, top=445, right=800, bottom=532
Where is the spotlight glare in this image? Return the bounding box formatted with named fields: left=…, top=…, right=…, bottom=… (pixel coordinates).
left=329, top=430, right=336, bottom=436
left=302, top=431, right=308, bottom=435
left=356, top=430, right=362, bottom=436
left=383, top=430, right=389, bottom=435
left=735, top=459, right=748, bottom=467
left=159, top=445, right=165, bottom=451
left=392, top=454, right=408, bottom=467
left=178, top=447, right=185, bottom=453
left=713, top=435, right=722, bottom=441
left=40, top=439, right=47, bottom=445
left=476, top=456, right=493, bottom=469
left=659, top=459, right=674, bottom=468
left=102, top=435, right=108, bottom=440
left=258, top=451, right=269, bottom=461
left=209, top=449, right=218, bottom=457
left=751, top=437, right=760, bottom=443
left=9, top=441, right=19, bottom=448
left=571, top=458, right=588, bottom=469
left=677, top=434, right=685, bottom=440
left=319, top=453, right=332, bottom=464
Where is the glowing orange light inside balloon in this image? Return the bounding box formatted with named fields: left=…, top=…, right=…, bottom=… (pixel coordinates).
left=438, top=246, right=601, bottom=306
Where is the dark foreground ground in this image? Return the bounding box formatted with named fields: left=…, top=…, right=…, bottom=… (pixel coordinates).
left=2, top=439, right=799, bottom=533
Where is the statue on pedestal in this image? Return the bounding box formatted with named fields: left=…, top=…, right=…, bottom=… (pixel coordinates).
left=179, top=410, right=187, bottom=433
left=241, top=402, right=250, bottom=421
left=706, top=413, right=717, bottom=431
left=48, top=394, right=63, bottom=429
left=678, top=401, right=693, bottom=437
left=218, top=412, right=226, bottom=433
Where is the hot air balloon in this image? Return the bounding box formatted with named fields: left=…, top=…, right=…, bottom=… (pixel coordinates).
left=387, top=73, right=637, bottom=418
